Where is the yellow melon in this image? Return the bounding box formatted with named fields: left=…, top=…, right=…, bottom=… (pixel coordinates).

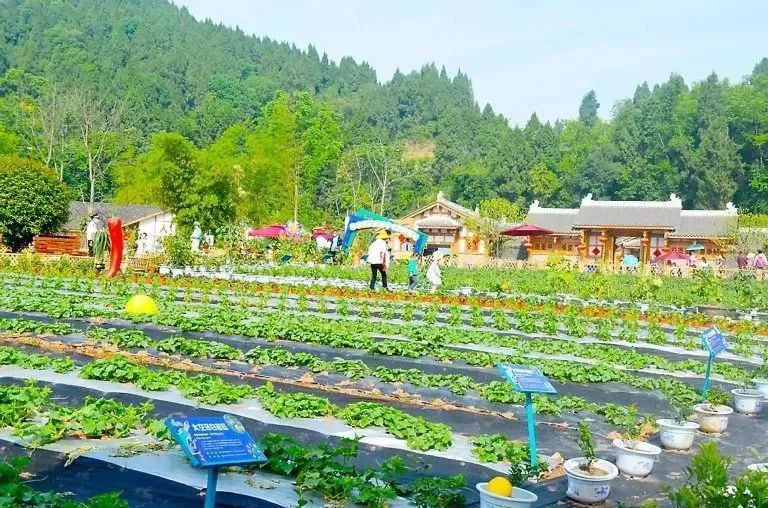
left=487, top=476, right=513, bottom=497
left=125, top=294, right=159, bottom=315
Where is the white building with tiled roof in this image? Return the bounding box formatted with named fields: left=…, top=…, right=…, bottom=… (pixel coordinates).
left=524, top=194, right=737, bottom=264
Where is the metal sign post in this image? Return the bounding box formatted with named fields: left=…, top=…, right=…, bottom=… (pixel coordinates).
left=205, top=468, right=219, bottom=508
left=700, top=326, right=727, bottom=401
left=497, top=364, right=557, bottom=467
left=165, top=414, right=267, bottom=507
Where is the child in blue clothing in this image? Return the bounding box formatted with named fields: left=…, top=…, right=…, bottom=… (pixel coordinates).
left=407, top=253, right=420, bottom=290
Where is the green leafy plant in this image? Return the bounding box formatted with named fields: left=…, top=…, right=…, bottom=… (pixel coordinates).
left=660, top=442, right=768, bottom=508
left=576, top=421, right=597, bottom=470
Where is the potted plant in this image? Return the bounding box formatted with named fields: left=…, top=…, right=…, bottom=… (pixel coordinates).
left=612, top=418, right=661, bottom=477
left=731, top=376, right=764, bottom=415
left=693, top=401, right=733, bottom=434
left=564, top=422, right=618, bottom=504
left=476, top=462, right=540, bottom=508
left=752, top=359, right=768, bottom=400
left=656, top=401, right=700, bottom=451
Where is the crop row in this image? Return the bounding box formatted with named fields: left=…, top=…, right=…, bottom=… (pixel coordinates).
left=7, top=278, right=753, bottom=385
left=0, top=376, right=467, bottom=507
left=6, top=251, right=767, bottom=311
left=2, top=280, right=765, bottom=381
left=0, top=289, right=732, bottom=412
left=81, top=326, right=642, bottom=426
left=4, top=270, right=768, bottom=337
left=1, top=346, right=523, bottom=457
left=6, top=272, right=768, bottom=361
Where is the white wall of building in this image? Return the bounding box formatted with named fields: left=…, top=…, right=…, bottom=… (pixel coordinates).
left=136, top=212, right=175, bottom=252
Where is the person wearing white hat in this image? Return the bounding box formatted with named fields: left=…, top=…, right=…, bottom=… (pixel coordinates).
left=368, top=230, right=390, bottom=290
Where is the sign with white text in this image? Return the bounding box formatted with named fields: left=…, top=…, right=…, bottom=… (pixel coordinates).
left=497, top=364, right=557, bottom=394
left=701, top=326, right=727, bottom=357
left=165, top=414, right=266, bottom=468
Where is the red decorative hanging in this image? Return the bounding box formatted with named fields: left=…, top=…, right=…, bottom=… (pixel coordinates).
left=653, top=248, right=662, bottom=257
left=591, top=247, right=601, bottom=256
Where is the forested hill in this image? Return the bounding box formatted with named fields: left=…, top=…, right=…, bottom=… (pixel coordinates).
left=1, top=0, right=767, bottom=226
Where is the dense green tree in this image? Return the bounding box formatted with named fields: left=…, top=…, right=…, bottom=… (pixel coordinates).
left=579, top=90, right=600, bottom=127
left=447, top=163, right=493, bottom=207
left=0, top=156, right=71, bottom=250
left=0, top=0, right=767, bottom=219
left=146, top=133, right=237, bottom=230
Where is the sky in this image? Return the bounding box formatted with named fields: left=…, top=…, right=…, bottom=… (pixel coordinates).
left=176, top=0, right=768, bottom=126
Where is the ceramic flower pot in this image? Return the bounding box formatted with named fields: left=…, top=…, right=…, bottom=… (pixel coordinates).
left=751, top=378, right=768, bottom=400
left=656, top=419, right=699, bottom=450
left=613, top=439, right=661, bottom=477
left=748, top=463, right=768, bottom=473
left=731, top=388, right=764, bottom=415
left=476, top=482, right=538, bottom=508
left=158, top=265, right=171, bottom=275
left=564, top=458, right=618, bottom=504
left=694, top=403, right=733, bottom=434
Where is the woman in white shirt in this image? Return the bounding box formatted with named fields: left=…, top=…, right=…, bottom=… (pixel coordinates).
left=426, top=253, right=443, bottom=293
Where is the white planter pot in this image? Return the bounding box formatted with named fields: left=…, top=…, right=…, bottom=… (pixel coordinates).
left=564, top=458, right=618, bottom=504
left=170, top=268, right=184, bottom=277
left=694, top=403, right=733, bottom=434
left=731, top=388, right=764, bottom=415
left=748, top=463, right=768, bottom=473
left=656, top=419, right=700, bottom=450
left=613, top=440, right=661, bottom=477
left=752, top=379, right=768, bottom=400
left=476, top=483, right=538, bottom=508
left=158, top=265, right=171, bottom=275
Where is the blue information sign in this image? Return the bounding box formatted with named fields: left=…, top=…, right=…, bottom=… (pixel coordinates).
left=701, top=326, right=727, bottom=357
left=165, top=414, right=267, bottom=468
left=497, top=364, right=556, bottom=467
left=497, top=364, right=557, bottom=394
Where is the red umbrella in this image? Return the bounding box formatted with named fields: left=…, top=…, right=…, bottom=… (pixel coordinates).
left=311, top=230, right=334, bottom=241
left=657, top=249, right=689, bottom=261
left=501, top=224, right=553, bottom=237
left=248, top=224, right=287, bottom=238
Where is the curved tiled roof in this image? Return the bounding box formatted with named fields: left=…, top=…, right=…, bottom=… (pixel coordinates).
left=668, top=210, right=737, bottom=238
left=573, top=194, right=682, bottom=229
left=525, top=208, right=578, bottom=234
left=416, top=216, right=462, bottom=228
left=525, top=195, right=736, bottom=238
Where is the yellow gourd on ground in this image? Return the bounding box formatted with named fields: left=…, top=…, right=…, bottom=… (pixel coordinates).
left=125, top=294, right=159, bottom=315
left=487, top=476, right=513, bottom=497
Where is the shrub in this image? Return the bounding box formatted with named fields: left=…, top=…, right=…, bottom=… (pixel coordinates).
left=0, top=156, right=72, bottom=251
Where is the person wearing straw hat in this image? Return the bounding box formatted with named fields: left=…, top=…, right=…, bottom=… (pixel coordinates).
left=368, top=230, right=390, bottom=290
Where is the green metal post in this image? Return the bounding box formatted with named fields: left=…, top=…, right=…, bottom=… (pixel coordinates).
left=525, top=392, right=537, bottom=467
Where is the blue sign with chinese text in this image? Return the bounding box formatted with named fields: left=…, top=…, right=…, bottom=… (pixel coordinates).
left=701, top=326, right=727, bottom=357
left=165, top=414, right=267, bottom=468
left=497, top=364, right=557, bottom=394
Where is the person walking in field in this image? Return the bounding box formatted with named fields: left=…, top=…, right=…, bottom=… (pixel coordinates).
left=368, top=230, right=389, bottom=290
left=85, top=213, right=99, bottom=256
left=407, top=253, right=420, bottom=290
left=426, top=253, right=443, bottom=293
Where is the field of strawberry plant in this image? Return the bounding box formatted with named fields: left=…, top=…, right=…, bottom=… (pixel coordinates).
left=0, top=260, right=766, bottom=507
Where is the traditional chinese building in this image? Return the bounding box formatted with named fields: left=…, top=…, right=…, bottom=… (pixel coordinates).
left=395, top=192, right=495, bottom=265
left=524, top=194, right=737, bottom=265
